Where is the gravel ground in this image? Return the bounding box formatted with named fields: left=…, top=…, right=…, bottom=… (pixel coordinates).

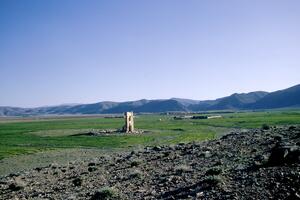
left=0, top=148, right=124, bottom=177
left=0, top=126, right=299, bottom=200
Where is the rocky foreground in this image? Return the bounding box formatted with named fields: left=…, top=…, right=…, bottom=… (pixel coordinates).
left=1, top=126, right=299, bottom=200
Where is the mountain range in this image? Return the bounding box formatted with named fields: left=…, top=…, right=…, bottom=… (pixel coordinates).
left=1, top=84, right=300, bottom=116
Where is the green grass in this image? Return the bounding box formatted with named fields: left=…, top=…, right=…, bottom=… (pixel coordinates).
left=0, top=110, right=300, bottom=160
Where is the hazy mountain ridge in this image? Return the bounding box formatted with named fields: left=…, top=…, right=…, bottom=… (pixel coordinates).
left=247, top=84, right=300, bottom=109
left=1, top=84, right=299, bottom=116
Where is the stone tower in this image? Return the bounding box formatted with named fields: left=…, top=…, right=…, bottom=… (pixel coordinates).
left=124, top=112, right=134, bottom=133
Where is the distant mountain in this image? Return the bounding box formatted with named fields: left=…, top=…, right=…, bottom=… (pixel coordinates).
left=0, top=107, right=28, bottom=116
left=102, top=99, right=151, bottom=114
left=0, top=84, right=299, bottom=116
left=246, top=84, right=300, bottom=109
left=209, top=91, right=269, bottom=110
left=134, top=99, right=188, bottom=113
left=189, top=91, right=268, bottom=111
left=61, top=102, right=119, bottom=114
left=170, top=98, right=200, bottom=106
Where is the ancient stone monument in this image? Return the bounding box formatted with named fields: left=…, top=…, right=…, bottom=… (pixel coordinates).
left=123, top=112, right=134, bottom=133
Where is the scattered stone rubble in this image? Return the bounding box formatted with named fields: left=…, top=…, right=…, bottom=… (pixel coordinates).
left=0, top=126, right=299, bottom=199
left=74, top=129, right=145, bottom=136
left=77, top=112, right=142, bottom=136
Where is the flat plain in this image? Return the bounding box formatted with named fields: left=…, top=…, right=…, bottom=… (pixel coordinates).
left=0, top=110, right=300, bottom=176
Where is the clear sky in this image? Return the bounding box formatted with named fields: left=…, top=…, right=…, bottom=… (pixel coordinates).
left=0, top=0, right=299, bottom=107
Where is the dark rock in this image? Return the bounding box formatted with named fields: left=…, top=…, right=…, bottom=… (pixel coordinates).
left=8, top=173, right=19, bottom=177
left=202, top=176, right=223, bottom=188
left=289, top=126, right=296, bottom=130
left=72, top=178, right=82, bottom=187
left=153, top=146, right=162, bottom=151
left=268, top=142, right=300, bottom=166
left=130, top=160, right=141, bottom=167
left=200, top=151, right=211, bottom=158
left=285, top=146, right=300, bottom=164
left=88, top=162, right=96, bottom=166
left=35, top=167, right=42, bottom=172
left=274, top=135, right=282, bottom=141
left=206, top=167, right=223, bottom=175
left=88, top=167, right=98, bottom=172
left=8, top=180, right=25, bottom=191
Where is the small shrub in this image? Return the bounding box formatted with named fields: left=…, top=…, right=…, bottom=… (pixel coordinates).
left=90, top=187, right=119, bottom=200
left=205, top=167, right=223, bottom=176
left=128, top=169, right=143, bottom=179
left=261, top=124, right=270, bottom=130
left=203, top=175, right=223, bottom=188
left=130, top=159, right=142, bottom=167
left=8, top=183, right=23, bottom=191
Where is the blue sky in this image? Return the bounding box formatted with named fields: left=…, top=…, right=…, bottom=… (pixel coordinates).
left=0, top=0, right=299, bottom=107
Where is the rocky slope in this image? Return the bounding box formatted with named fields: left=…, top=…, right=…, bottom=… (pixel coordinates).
left=0, top=126, right=299, bottom=200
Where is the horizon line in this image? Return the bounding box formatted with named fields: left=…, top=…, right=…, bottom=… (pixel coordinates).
left=2, top=84, right=298, bottom=109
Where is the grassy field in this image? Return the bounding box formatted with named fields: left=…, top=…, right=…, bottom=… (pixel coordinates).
left=0, top=110, right=300, bottom=161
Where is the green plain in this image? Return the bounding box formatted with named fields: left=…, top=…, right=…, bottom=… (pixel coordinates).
left=0, top=110, right=300, bottom=160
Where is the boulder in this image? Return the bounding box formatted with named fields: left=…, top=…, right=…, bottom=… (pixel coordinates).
left=268, top=142, right=299, bottom=166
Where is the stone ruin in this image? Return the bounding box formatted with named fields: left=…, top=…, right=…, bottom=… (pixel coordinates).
left=121, top=112, right=145, bottom=134
left=123, top=112, right=134, bottom=133
left=78, top=112, right=143, bottom=136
